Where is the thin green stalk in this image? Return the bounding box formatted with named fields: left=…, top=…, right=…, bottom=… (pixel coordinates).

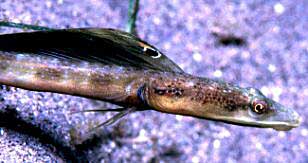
left=1, top=1, right=140, bottom=34
left=0, top=21, right=52, bottom=31
left=125, top=0, right=140, bottom=35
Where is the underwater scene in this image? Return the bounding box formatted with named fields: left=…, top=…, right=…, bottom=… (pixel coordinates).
left=0, top=0, right=307, bottom=162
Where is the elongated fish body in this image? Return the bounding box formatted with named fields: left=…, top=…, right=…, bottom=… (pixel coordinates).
left=0, top=52, right=147, bottom=107
left=0, top=28, right=301, bottom=131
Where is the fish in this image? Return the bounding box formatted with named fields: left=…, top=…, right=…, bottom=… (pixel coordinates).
left=0, top=28, right=301, bottom=131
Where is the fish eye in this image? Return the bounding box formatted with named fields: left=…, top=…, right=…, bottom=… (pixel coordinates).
left=252, top=101, right=267, bottom=114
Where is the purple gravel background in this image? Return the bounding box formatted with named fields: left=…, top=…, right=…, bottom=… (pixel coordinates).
left=0, top=0, right=307, bottom=162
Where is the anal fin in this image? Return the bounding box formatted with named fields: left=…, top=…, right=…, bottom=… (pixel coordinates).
left=71, top=107, right=136, bottom=131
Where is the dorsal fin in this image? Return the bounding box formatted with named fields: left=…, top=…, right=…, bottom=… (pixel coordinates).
left=0, top=28, right=184, bottom=73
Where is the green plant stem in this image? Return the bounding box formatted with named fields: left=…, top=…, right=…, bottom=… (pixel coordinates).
left=0, top=21, right=52, bottom=31
left=1, top=1, right=140, bottom=34
left=125, top=0, right=140, bottom=35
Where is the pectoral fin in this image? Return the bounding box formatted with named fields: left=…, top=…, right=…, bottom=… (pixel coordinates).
left=0, top=28, right=184, bottom=73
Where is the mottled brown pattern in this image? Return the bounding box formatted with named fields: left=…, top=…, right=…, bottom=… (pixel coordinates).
left=35, top=68, right=63, bottom=81
left=153, top=86, right=184, bottom=97
left=89, top=73, right=117, bottom=87
left=143, top=73, right=253, bottom=121
left=0, top=61, right=9, bottom=71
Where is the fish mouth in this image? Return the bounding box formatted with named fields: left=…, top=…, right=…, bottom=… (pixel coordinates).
left=270, top=107, right=302, bottom=131
left=245, top=117, right=301, bottom=131
left=230, top=119, right=300, bottom=131
left=252, top=101, right=302, bottom=131
left=271, top=116, right=301, bottom=131
left=257, top=120, right=301, bottom=131
left=210, top=114, right=301, bottom=131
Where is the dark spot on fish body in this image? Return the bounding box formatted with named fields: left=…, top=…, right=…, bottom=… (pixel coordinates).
left=0, top=61, right=9, bottom=71
left=90, top=73, right=113, bottom=85
left=217, top=96, right=223, bottom=102
left=35, top=68, right=62, bottom=81
left=0, top=54, right=16, bottom=72
left=0, top=53, right=16, bottom=61
left=195, top=91, right=204, bottom=101
left=153, top=85, right=184, bottom=97
left=223, top=91, right=249, bottom=112
left=174, top=90, right=182, bottom=97
left=202, top=97, right=210, bottom=104
left=225, top=101, right=237, bottom=111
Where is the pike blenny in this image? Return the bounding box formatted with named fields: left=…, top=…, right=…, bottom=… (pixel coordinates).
left=0, top=28, right=300, bottom=131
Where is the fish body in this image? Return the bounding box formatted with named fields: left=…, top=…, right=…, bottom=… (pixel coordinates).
left=0, top=28, right=301, bottom=131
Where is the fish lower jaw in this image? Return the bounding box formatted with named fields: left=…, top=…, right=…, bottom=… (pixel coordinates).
left=272, top=120, right=301, bottom=131
left=255, top=121, right=300, bottom=131
left=213, top=116, right=300, bottom=131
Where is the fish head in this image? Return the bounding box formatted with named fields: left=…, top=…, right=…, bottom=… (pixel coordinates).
left=232, top=87, right=301, bottom=131
left=142, top=76, right=300, bottom=131
left=199, top=87, right=301, bottom=131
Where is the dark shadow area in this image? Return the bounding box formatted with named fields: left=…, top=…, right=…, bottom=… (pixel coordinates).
left=0, top=107, right=87, bottom=162
left=212, top=32, right=247, bottom=47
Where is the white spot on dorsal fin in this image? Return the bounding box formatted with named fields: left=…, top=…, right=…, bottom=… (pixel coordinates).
left=151, top=51, right=162, bottom=59
left=140, top=41, right=162, bottom=59
left=144, top=47, right=162, bottom=59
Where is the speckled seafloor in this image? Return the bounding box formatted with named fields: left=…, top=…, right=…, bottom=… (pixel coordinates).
left=0, top=0, right=307, bottom=162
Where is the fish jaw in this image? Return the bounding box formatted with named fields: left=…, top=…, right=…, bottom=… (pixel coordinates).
left=260, top=100, right=301, bottom=131
left=217, top=89, right=301, bottom=131
left=230, top=89, right=302, bottom=131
